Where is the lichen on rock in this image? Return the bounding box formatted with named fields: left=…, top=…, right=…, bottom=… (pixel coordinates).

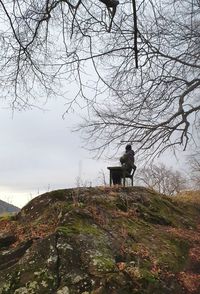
left=0, top=187, right=200, bottom=293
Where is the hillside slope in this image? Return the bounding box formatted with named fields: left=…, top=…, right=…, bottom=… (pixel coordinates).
left=0, top=187, right=200, bottom=294
left=0, top=199, right=20, bottom=215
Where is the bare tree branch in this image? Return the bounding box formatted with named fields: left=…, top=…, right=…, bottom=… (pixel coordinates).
left=0, top=0, right=199, bottom=159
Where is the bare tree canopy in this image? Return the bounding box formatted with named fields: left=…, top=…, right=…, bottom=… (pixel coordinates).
left=136, top=163, right=187, bottom=196
left=0, top=0, right=199, bottom=157
left=188, top=150, right=200, bottom=189
left=0, top=0, right=128, bottom=108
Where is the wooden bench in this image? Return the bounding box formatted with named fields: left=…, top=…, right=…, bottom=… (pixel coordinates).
left=107, top=166, right=136, bottom=186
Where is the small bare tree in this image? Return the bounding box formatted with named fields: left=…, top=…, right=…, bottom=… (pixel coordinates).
left=188, top=150, right=200, bottom=189
left=97, top=169, right=107, bottom=186
left=136, top=163, right=187, bottom=196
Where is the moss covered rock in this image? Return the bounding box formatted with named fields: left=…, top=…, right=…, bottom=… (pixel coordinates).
left=0, top=187, right=200, bottom=293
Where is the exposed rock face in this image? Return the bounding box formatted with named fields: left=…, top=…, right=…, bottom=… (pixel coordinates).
left=0, top=187, right=200, bottom=294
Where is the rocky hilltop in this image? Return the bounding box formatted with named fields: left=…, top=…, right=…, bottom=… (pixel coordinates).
left=0, top=187, right=200, bottom=294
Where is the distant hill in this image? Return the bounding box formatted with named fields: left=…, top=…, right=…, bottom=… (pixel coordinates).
left=0, top=199, right=20, bottom=214
left=0, top=187, right=200, bottom=293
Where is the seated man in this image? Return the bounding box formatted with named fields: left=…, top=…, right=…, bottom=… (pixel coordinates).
left=120, top=144, right=136, bottom=175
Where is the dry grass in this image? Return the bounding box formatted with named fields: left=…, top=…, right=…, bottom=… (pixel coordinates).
left=175, top=190, right=200, bottom=205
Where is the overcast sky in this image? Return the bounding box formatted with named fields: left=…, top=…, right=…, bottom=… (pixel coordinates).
left=0, top=95, right=189, bottom=208
left=0, top=97, right=113, bottom=208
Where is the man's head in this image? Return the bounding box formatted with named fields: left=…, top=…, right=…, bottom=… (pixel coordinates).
left=125, top=144, right=132, bottom=151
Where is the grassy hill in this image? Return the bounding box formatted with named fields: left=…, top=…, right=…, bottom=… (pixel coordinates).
left=0, top=187, right=200, bottom=293
left=0, top=199, right=20, bottom=215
